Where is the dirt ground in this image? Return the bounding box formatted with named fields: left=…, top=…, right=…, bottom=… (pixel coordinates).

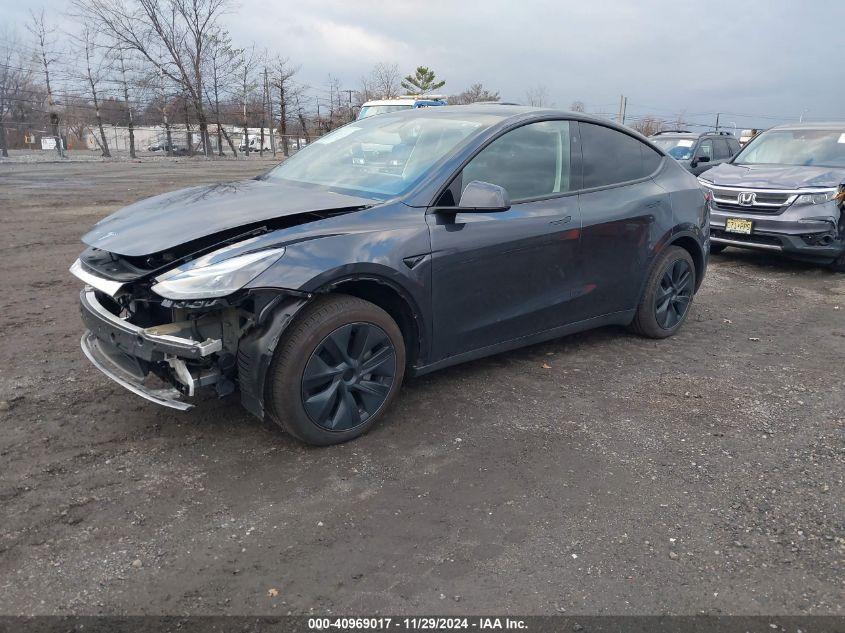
left=0, top=160, right=842, bottom=616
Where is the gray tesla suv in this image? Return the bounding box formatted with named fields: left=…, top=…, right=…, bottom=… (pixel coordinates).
left=698, top=122, right=845, bottom=271
left=70, top=106, right=708, bottom=444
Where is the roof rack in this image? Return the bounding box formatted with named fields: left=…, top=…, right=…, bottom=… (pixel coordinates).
left=653, top=130, right=692, bottom=135
left=398, top=94, right=445, bottom=100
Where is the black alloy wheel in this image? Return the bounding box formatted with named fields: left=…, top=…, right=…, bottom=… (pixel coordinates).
left=301, top=322, right=396, bottom=431
left=629, top=245, right=696, bottom=339
left=654, top=259, right=694, bottom=330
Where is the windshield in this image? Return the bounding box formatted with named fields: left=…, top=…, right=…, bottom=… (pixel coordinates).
left=733, top=129, right=845, bottom=168
left=358, top=104, right=413, bottom=119
left=264, top=113, right=498, bottom=198
left=651, top=137, right=697, bottom=161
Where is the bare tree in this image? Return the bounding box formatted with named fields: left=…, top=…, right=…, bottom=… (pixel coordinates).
left=0, top=29, right=34, bottom=157
left=447, top=83, right=499, bottom=105
left=237, top=45, right=259, bottom=156
left=271, top=56, right=298, bottom=156
left=114, top=47, right=136, bottom=157
left=203, top=29, right=238, bottom=156
left=525, top=84, right=550, bottom=108
left=28, top=9, right=64, bottom=157
left=570, top=100, right=585, bottom=112
left=295, top=92, right=310, bottom=144
left=353, top=63, right=400, bottom=109
left=630, top=116, right=664, bottom=137
left=73, top=25, right=111, bottom=156
left=370, top=62, right=400, bottom=99
left=74, top=0, right=232, bottom=157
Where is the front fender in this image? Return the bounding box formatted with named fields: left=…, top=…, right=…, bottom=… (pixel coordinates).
left=236, top=295, right=310, bottom=420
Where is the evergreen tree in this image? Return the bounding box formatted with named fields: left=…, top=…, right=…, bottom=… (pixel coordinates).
left=401, top=66, right=445, bottom=94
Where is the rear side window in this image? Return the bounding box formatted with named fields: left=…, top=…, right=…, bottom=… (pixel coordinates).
left=580, top=123, right=662, bottom=189
left=727, top=138, right=741, bottom=156
left=461, top=120, right=573, bottom=201
left=713, top=139, right=731, bottom=159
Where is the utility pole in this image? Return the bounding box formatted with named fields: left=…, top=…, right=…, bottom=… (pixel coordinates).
left=617, top=94, right=627, bottom=125
left=715, top=113, right=721, bottom=133
left=342, top=89, right=354, bottom=122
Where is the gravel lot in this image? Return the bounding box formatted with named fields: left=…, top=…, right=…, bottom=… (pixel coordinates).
left=0, top=160, right=842, bottom=616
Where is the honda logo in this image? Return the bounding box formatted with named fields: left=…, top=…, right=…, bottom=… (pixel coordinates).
left=738, top=192, right=755, bottom=206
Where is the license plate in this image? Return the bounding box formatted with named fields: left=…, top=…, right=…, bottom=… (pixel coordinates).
left=725, top=218, right=753, bottom=234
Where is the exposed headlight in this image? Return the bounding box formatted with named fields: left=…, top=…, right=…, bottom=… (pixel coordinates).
left=793, top=190, right=837, bottom=206
left=151, top=248, right=285, bottom=300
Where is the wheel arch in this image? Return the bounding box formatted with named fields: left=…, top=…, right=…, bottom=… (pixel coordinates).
left=667, top=232, right=706, bottom=292
left=318, top=274, right=425, bottom=369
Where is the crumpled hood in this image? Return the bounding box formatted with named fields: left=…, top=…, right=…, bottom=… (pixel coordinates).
left=700, top=162, right=845, bottom=189
left=82, top=179, right=374, bottom=257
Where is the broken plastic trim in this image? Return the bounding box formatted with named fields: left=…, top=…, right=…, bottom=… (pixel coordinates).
left=81, top=332, right=193, bottom=411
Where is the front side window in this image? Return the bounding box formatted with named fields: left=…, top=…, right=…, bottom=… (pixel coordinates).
left=697, top=139, right=713, bottom=160
left=733, top=128, right=845, bottom=168
left=461, top=120, right=573, bottom=202
left=264, top=113, right=502, bottom=198
left=581, top=123, right=661, bottom=188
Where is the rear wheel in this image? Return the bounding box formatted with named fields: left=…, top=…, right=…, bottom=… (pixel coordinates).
left=829, top=251, right=845, bottom=273
left=266, top=295, right=405, bottom=445
left=629, top=246, right=696, bottom=339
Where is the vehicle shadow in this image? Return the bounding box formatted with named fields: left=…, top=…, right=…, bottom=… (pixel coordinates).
left=712, top=247, right=835, bottom=274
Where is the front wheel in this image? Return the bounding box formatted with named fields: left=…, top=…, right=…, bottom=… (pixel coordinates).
left=265, top=295, right=406, bottom=445
left=629, top=246, right=696, bottom=339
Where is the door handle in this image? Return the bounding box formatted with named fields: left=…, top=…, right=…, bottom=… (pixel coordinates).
left=550, top=215, right=572, bottom=225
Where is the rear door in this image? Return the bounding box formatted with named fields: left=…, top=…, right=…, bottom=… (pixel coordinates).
left=570, top=122, right=671, bottom=321
left=427, top=120, right=582, bottom=360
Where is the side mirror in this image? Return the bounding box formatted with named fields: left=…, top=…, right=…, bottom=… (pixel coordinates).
left=696, top=155, right=710, bottom=163
left=456, top=180, right=511, bottom=212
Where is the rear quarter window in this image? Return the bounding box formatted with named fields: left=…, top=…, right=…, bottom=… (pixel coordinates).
left=580, top=122, right=662, bottom=189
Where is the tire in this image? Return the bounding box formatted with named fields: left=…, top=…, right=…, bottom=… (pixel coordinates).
left=629, top=246, right=696, bottom=339
left=265, top=294, right=405, bottom=446
left=829, top=251, right=845, bottom=273
left=710, top=243, right=727, bottom=254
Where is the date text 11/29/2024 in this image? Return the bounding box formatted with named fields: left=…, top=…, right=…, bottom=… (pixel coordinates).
left=307, top=617, right=527, bottom=630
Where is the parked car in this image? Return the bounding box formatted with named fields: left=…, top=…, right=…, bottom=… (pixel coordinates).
left=147, top=142, right=185, bottom=154
left=357, top=96, right=446, bottom=120
left=239, top=135, right=272, bottom=152
left=70, top=106, right=708, bottom=445
left=698, top=122, right=845, bottom=270
left=650, top=130, right=741, bottom=175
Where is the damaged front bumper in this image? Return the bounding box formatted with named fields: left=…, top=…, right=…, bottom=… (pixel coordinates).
left=79, top=288, right=225, bottom=410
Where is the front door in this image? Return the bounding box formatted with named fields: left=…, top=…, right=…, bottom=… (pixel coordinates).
left=427, top=120, right=582, bottom=361
left=691, top=138, right=714, bottom=175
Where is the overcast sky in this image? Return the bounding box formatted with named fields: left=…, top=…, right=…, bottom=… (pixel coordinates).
left=6, top=0, right=844, bottom=130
